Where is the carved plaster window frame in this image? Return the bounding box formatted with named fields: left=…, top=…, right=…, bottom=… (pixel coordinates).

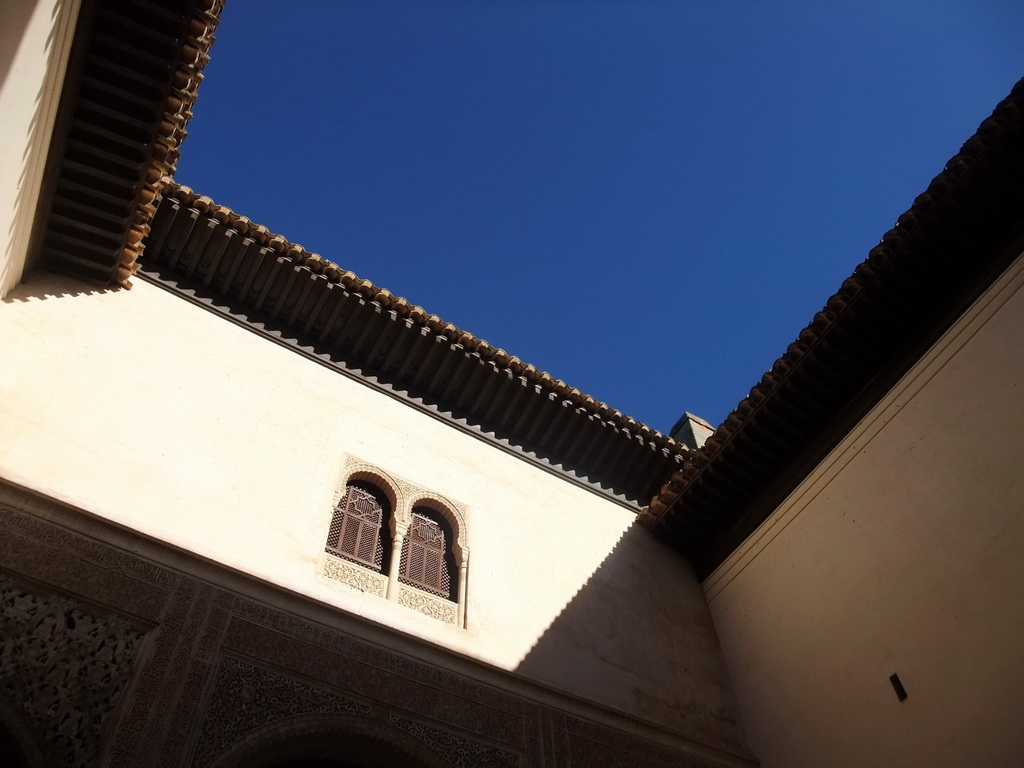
left=320, top=456, right=470, bottom=628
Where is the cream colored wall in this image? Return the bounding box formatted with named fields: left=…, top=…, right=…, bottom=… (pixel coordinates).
left=0, top=0, right=81, bottom=298
left=0, top=270, right=741, bottom=751
left=704, top=252, right=1024, bottom=768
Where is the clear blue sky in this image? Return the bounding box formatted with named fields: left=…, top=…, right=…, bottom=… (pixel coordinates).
left=176, top=1, right=1024, bottom=434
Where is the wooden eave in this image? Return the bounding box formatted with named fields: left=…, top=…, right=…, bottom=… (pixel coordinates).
left=138, top=184, right=689, bottom=507
left=32, top=0, right=222, bottom=288
left=643, top=77, right=1024, bottom=578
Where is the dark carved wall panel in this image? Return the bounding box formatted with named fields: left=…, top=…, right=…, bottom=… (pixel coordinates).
left=217, top=613, right=524, bottom=746
left=0, top=575, right=146, bottom=768
left=566, top=714, right=729, bottom=768
left=191, top=655, right=372, bottom=768
left=387, top=713, right=519, bottom=768
left=0, top=487, right=754, bottom=768
left=0, top=509, right=174, bottom=620
left=107, top=589, right=195, bottom=767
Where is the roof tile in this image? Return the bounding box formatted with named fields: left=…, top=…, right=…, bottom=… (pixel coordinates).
left=158, top=181, right=687, bottom=459
left=643, top=76, right=1024, bottom=544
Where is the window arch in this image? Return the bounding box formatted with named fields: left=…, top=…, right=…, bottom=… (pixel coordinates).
left=321, top=459, right=469, bottom=626
left=399, top=506, right=457, bottom=601
left=325, top=480, right=390, bottom=572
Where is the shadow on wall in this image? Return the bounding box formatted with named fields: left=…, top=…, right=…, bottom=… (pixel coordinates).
left=1, top=0, right=75, bottom=298
left=2, top=269, right=116, bottom=303
left=513, top=519, right=743, bottom=753
left=0, top=0, right=42, bottom=94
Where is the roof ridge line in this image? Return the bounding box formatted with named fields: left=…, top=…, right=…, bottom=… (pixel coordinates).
left=643, top=74, right=1024, bottom=525
left=157, top=180, right=687, bottom=456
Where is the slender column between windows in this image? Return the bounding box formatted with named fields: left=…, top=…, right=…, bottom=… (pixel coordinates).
left=457, top=561, right=468, bottom=627
left=386, top=525, right=407, bottom=600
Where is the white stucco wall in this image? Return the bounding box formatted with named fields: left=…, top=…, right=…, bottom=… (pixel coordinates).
left=0, top=269, right=740, bottom=750
left=0, top=0, right=80, bottom=297
left=704, top=252, right=1024, bottom=767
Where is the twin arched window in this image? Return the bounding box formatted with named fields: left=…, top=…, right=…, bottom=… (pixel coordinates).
left=325, top=480, right=458, bottom=604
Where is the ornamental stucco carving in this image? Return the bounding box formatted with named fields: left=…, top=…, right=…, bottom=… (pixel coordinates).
left=1, top=505, right=179, bottom=595
left=394, top=478, right=420, bottom=525
left=388, top=713, right=519, bottom=768
left=341, top=456, right=405, bottom=515
left=323, top=556, right=388, bottom=596
left=398, top=586, right=458, bottom=624
left=224, top=596, right=521, bottom=719
left=191, top=655, right=372, bottom=768
left=0, top=575, right=145, bottom=768
left=405, top=490, right=469, bottom=560
left=0, top=486, right=750, bottom=768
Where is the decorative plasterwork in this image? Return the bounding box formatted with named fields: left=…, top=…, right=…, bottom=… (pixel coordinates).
left=397, top=586, right=458, bottom=625
left=322, top=555, right=387, bottom=597
left=0, top=485, right=755, bottom=767
left=337, top=458, right=405, bottom=525
left=191, top=655, right=372, bottom=768
left=388, top=712, right=519, bottom=768
left=405, top=491, right=470, bottom=563
left=0, top=575, right=146, bottom=768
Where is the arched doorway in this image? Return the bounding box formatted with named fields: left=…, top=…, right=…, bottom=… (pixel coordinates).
left=206, top=714, right=449, bottom=768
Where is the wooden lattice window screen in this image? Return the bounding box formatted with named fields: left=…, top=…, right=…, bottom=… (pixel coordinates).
left=399, top=509, right=453, bottom=600
left=326, top=483, right=386, bottom=570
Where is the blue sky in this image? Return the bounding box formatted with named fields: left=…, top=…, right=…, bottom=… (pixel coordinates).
left=176, top=1, right=1024, bottom=433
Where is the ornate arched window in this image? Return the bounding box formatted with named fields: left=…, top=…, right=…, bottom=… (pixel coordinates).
left=325, top=480, right=389, bottom=571
left=399, top=507, right=456, bottom=601
left=321, top=462, right=468, bottom=625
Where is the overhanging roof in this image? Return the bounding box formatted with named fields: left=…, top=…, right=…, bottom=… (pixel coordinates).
left=28, top=0, right=685, bottom=508
left=138, top=183, right=688, bottom=507
left=642, top=77, right=1024, bottom=577
left=32, top=0, right=222, bottom=287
